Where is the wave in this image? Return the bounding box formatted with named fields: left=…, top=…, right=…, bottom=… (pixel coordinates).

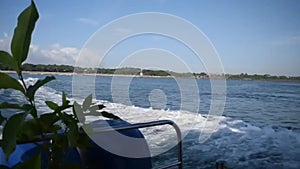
left=95, top=101, right=300, bottom=168
left=1, top=77, right=299, bottom=168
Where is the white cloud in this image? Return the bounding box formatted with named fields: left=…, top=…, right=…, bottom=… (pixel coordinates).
left=0, top=33, right=11, bottom=52
left=76, top=17, right=99, bottom=26
left=76, top=47, right=102, bottom=68
left=29, top=43, right=79, bottom=65
left=0, top=34, right=79, bottom=65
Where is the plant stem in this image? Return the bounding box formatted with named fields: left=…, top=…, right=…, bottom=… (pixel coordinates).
left=19, top=73, right=33, bottom=104
left=19, top=73, right=45, bottom=138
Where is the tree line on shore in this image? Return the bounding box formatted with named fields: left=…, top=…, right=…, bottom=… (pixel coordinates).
left=0, top=63, right=299, bottom=81
left=0, top=63, right=198, bottom=77
left=225, top=73, right=300, bottom=82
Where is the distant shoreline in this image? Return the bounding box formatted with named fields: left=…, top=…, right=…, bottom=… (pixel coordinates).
left=1, top=63, right=299, bottom=82
left=0, top=70, right=176, bottom=79
left=2, top=70, right=300, bottom=83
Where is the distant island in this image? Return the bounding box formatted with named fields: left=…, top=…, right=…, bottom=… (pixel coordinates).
left=1, top=63, right=299, bottom=82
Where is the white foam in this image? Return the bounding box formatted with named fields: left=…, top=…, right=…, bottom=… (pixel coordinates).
left=94, top=101, right=300, bottom=168
left=1, top=77, right=299, bottom=168
left=83, top=102, right=300, bottom=168
left=24, top=78, right=63, bottom=114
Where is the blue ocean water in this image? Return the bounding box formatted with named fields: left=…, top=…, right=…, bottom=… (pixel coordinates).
left=1, top=73, right=300, bottom=168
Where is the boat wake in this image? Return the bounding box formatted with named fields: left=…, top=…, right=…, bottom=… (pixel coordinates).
left=1, top=77, right=299, bottom=169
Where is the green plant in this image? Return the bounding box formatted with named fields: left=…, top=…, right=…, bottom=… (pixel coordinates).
left=0, top=1, right=120, bottom=168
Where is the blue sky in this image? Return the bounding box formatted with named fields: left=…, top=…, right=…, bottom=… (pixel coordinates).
left=0, top=0, right=300, bottom=76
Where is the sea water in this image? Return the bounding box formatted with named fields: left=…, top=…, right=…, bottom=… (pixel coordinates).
left=0, top=74, right=299, bottom=169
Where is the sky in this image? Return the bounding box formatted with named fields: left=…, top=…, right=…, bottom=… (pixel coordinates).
left=0, top=0, right=300, bottom=76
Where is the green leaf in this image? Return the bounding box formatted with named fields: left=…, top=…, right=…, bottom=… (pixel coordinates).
left=0, top=112, right=6, bottom=125
left=2, top=113, right=26, bottom=161
left=67, top=122, right=79, bottom=147
left=0, top=72, right=25, bottom=94
left=73, top=102, right=85, bottom=122
left=45, top=101, right=59, bottom=110
left=100, top=111, right=121, bottom=120
left=82, top=94, right=92, bottom=111
left=0, top=165, right=10, bottom=169
left=62, top=164, right=81, bottom=169
left=88, top=105, right=99, bottom=114
left=15, top=153, right=41, bottom=169
left=11, top=1, right=39, bottom=68
left=39, top=113, right=60, bottom=131
left=18, top=114, right=60, bottom=140
left=21, top=104, right=32, bottom=111
left=28, top=153, right=42, bottom=169
left=40, top=113, right=59, bottom=124
left=88, top=104, right=106, bottom=112
left=97, top=104, right=105, bottom=110
left=0, top=103, right=32, bottom=113
left=27, top=76, right=55, bottom=100
left=0, top=102, right=23, bottom=110
left=82, top=124, right=93, bottom=134
left=28, top=106, right=38, bottom=118
left=17, top=118, right=39, bottom=140
left=62, top=92, right=70, bottom=107
left=59, top=112, right=80, bottom=147
left=44, top=124, right=61, bottom=133
left=0, top=51, right=18, bottom=71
